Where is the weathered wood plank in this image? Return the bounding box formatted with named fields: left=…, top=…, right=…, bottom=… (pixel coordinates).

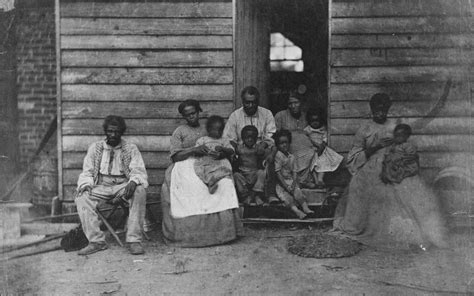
left=331, top=134, right=471, bottom=152
left=61, top=35, right=233, bottom=50
left=332, top=17, right=471, bottom=34
left=330, top=117, right=473, bottom=135
left=62, top=151, right=171, bottom=169
left=63, top=118, right=184, bottom=135
left=61, top=2, right=232, bottom=18
left=62, top=185, right=162, bottom=202
left=62, top=50, right=233, bottom=67
left=63, top=168, right=165, bottom=186
left=61, top=68, right=233, bottom=84
left=330, top=82, right=470, bottom=102
left=62, top=101, right=233, bottom=119
left=331, top=34, right=474, bottom=49
left=331, top=66, right=469, bottom=83
left=62, top=84, right=233, bottom=102
left=330, top=100, right=473, bottom=118
left=331, top=48, right=473, bottom=67
left=332, top=1, right=472, bottom=17
left=61, top=18, right=233, bottom=35
left=62, top=135, right=171, bottom=152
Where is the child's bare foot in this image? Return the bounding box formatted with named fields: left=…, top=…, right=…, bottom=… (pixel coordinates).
left=209, top=183, right=218, bottom=194
left=291, top=206, right=307, bottom=220
left=302, top=203, right=314, bottom=214
left=254, top=196, right=264, bottom=206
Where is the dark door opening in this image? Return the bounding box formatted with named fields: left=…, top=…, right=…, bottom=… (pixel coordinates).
left=234, top=0, right=329, bottom=115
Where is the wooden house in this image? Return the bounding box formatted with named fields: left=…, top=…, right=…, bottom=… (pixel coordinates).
left=56, top=0, right=472, bottom=208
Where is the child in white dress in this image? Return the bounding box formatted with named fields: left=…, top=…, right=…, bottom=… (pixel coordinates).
left=303, top=109, right=343, bottom=188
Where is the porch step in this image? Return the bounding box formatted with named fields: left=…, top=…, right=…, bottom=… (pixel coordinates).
left=302, top=188, right=327, bottom=206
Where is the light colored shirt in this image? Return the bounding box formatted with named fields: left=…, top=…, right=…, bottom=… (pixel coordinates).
left=346, top=119, right=396, bottom=175
left=77, top=140, right=148, bottom=189
left=223, top=106, right=276, bottom=147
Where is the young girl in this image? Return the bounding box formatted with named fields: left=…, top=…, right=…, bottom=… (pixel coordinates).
left=194, top=115, right=234, bottom=194
left=381, top=124, right=419, bottom=184
left=303, top=109, right=343, bottom=188
left=273, top=129, right=314, bottom=219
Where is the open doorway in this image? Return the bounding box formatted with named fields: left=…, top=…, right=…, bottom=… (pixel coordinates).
left=234, top=0, right=329, bottom=114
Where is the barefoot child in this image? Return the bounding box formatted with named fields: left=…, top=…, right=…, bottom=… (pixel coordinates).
left=381, top=124, right=419, bottom=184
left=232, top=125, right=266, bottom=205
left=194, top=115, right=234, bottom=194
left=303, top=109, right=343, bottom=188
left=273, top=129, right=314, bottom=219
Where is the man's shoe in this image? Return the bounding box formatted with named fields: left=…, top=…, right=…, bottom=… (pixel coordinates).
left=128, top=242, right=144, bottom=255
left=78, top=242, right=108, bottom=256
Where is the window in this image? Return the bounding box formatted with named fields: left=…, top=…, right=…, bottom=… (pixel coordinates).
left=270, top=33, right=304, bottom=72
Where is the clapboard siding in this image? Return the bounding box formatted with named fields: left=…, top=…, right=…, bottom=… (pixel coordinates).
left=63, top=119, right=184, bottom=135
left=62, top=50, right=233, bottom=67
left=330, top=1, right=472, bottom=181
left=61, top=36, right=233, bottom=50
left=332, top=48, right=473, bottom=67
left=62, top=68, right=233, bottom=84
left=331, top=34, right=474, bottom=49
left=331, top=66, right=468, bottom=83
left=332, top=17, right=472, bottom=34
left=331, top=82, right=470, bottom=102
left=332, top=0, right=472, bottom=17
left=62, top=102, right=233, bottom=119
left=61, top=18, right=233, bottom=35
left=61, top=2, right=233, bottom=18
left=62, top=85, right=233, bottom=102
left=58, top=0, right=234, bottom=201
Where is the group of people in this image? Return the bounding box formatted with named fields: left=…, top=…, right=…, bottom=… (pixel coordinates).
left=73, top=87, right=449, bottom=256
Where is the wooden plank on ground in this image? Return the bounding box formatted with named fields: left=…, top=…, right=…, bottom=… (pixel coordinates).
left=21, top=223, right=78, bottom=235
left=332, top=1, right=471, bottom=17
left=331, top=17, right=471, bottom=34
left=330, top=117, right=473, bottom=135
left=61, top=18, right=233, bottom=35
left=61, top=68, right=233, bottom=84
left=62, top=135, right=171, bottom=152
left=330, top=100, right=473, bottom=118
left=62, top=84, right=233, bottom=102
left=331, top=34, right=474, bottom=49
left=330, top=82, right=470, bottom=102
left=62, top=50, right=233, bottom=68
left=331, top=66, right=469, bottom=83
left=331, top=134, right=471, bottom=153
left=331, top=48, right=473, bottom=67
left=62, top=101, right=233, bottom=119
left=62, top=151, right=171, bottom=169
left=60, top=2, right=232, bottom=18
left=62, top=118, right=184, bottom=135
left=61, top=35, right=233, bottom=50
left=63, top=168, right=165, bottom=186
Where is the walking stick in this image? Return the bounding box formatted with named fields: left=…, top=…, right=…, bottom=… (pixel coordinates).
left=95, top=207, right=124, bottom=247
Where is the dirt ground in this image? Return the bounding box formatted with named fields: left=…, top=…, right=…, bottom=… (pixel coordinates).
left=1, top=224, right=473, bottom=295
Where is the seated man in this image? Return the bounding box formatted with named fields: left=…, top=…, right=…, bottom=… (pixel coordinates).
left=223, top=86, right=278, bottom=202
left=75, top=115, right=148, bottom=256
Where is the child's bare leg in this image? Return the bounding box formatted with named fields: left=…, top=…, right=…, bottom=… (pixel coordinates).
left=254, top=192, right=264, bottom=206
left=291, top=205, right=307, bottom=219
left=301, top=202, right=314, bottom=214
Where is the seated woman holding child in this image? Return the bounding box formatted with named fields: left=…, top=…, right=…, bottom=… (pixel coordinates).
left=161, top=100, right=242, bottom=247
left=274, top=93, right=343, bottom=188
left=333, top=93, right=449, bottom=249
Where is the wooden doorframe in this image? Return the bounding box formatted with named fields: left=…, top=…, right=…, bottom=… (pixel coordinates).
left=327, top=0, right=332, bottom=145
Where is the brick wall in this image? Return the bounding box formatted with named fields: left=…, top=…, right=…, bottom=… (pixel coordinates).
left=16, top=2, right=57, bottom=166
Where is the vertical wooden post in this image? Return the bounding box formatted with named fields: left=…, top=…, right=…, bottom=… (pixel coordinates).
left=55, top=0, right=63, bottom=201
left=326, top=0, right=332, bottom=146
